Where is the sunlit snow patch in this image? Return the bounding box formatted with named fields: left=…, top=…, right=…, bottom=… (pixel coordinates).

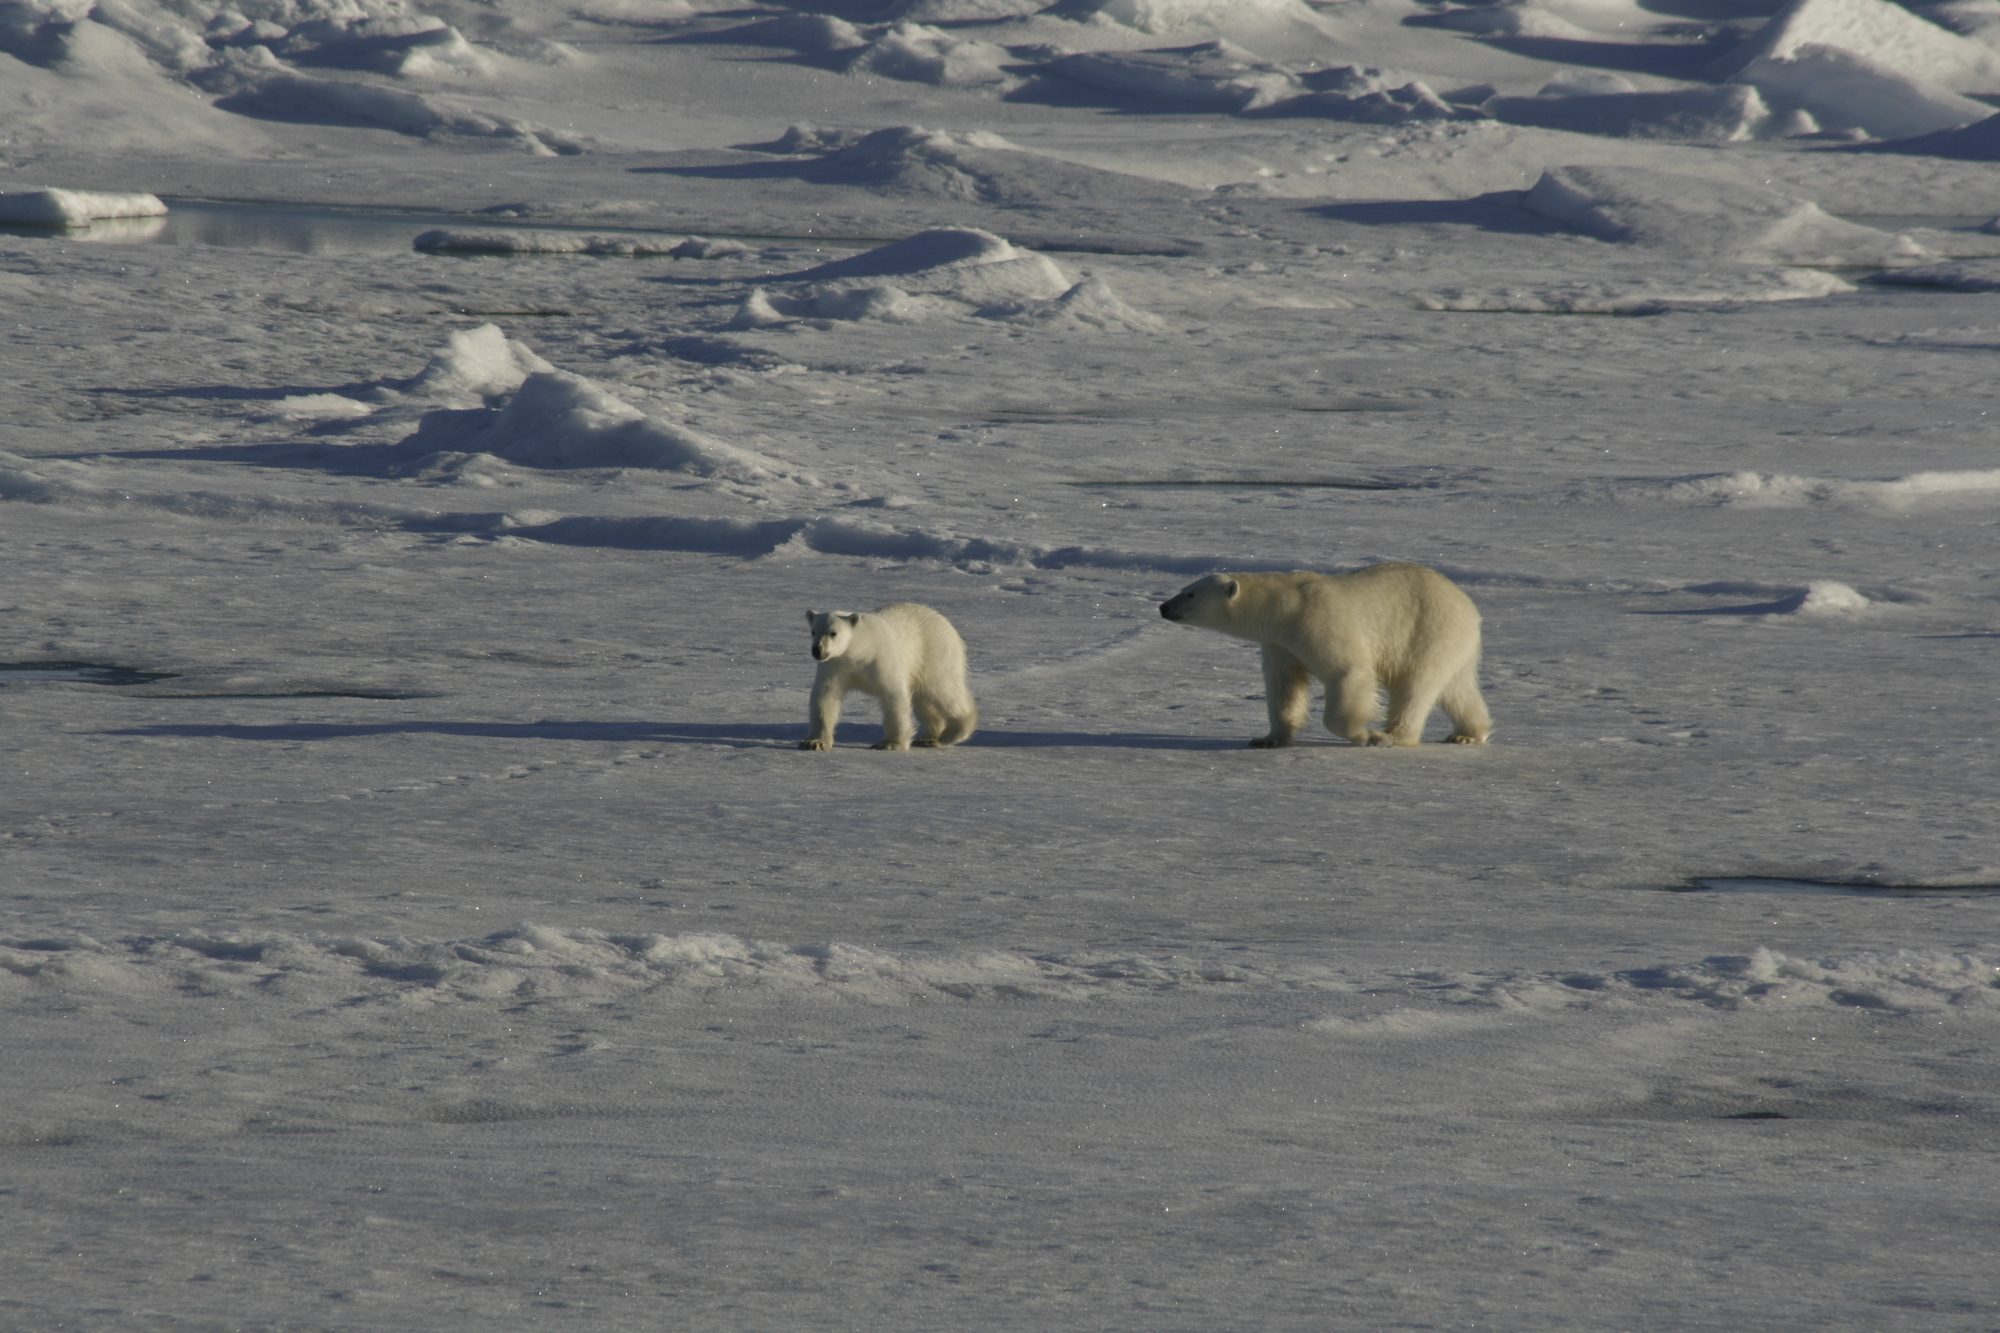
left=1650, top=467, right=2000, bottom=508
left=402, top=322, right=555, bottom=403
left=0, top=189, right=166, bottom=227
left=1730, top=45, right=1997, bottom=140
left=1708, top=0, right=2000, bottom=94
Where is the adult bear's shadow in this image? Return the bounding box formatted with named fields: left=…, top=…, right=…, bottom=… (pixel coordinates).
left=102, top=719, right=1235, bottom=749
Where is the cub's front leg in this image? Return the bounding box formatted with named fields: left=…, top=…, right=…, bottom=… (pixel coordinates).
left=801, top=671, right=846, bottom=750
left=869, top=688, right=916, bottom=751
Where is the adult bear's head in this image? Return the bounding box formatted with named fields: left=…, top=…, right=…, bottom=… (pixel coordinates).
left=1159, top=575, right=1239, bottom=627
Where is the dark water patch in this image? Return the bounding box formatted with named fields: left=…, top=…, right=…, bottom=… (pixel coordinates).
left=1, top=199, right=871, bottom=257
left=0, top=661, right=179, bottom=686
left=1679, top=877, right=2000, bottom=897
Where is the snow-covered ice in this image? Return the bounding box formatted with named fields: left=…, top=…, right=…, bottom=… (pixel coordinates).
left=3, top=0, right=1999, bottom=1326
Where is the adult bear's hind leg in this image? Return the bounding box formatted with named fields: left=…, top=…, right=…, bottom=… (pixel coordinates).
left=1325, top=667, right=1383, bottom=746
left=1439, top=663, right=1492, bottom=744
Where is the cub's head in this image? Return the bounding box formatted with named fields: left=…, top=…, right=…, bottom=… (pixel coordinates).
left=805, top=609, right=861, bottom=661
left=1159, top=575, right=1239, bottom=627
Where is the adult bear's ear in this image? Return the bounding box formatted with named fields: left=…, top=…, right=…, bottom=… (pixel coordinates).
left=805, top=609, right=817, bottom=623
left=843, top=613, right=860, bottom=624
left=1224, top=579, right=1239, bottom=599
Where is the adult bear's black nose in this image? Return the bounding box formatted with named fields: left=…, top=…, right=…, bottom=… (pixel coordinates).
left=1159, top=602, right=1179, bottom=621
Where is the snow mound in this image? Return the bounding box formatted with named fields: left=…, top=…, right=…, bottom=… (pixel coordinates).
left=793, top=124, right=1022, bottom=198
left=396, top=369, right=781, bottom=480
left=0, top=188, right=166, bottom=226
left=886, top=0, right=1049, bottom=16
left=1078, top=0, right=1338, bottom=40
left=412, top=228, right=717, bottom=256
left=795, top=226, right=1065, bottom=295
left=1487, top=86, right=1771, bottom=142
left=1422, top=1, right=1609, bottom=39
left=979, top=275, right=1169, bottom=330
left=1710, top=0, right=2000, bottom=93
left=1522, top=165, right=1926, bottom=265
left=1788, top=580, right=1875, bottom=615
left=1045, top=45, right=1473, bottom=121
left=707, top=13, right=868, bottom=52
left=1731, top=44, right=1996, bottom=140
left=1278, top=66, right=1474, bottom=122
left=732, top=226, right=1074, bottom=325
left=260, top=14, right=490, bottom=79
left=211, top=59, right=588, bottom=154
left=270, top=392, right=377, bottom=420
left=728, top=284, right=933, bottom=327
left=845, top=22, right=1017, bottom=89
left=403, top=323, right=555, bottom=404
left=1045, top=41, right=1305, bottom=112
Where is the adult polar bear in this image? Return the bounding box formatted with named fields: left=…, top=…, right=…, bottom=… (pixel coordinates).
left=1159, top=564, right=1491, bottom=748
left=800, top=603, right=978, bottom=751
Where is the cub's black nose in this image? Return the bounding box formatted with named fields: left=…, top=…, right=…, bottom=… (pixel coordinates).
left=1159, top=603, right=1178, bottom=620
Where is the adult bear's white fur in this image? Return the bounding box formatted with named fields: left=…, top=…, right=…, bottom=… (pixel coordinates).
left=800, top=603, right=978, bottom=751
left=1159, top=564, right=1492, bottom=748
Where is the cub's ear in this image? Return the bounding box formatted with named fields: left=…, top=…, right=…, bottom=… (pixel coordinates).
left=1223, top=579, right=1240, bottom=599
left=804, top=609, right=818, bottom=623
left=843, top=613, right=861, bottom=625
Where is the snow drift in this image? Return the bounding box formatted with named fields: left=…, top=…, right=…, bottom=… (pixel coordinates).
left=397, top=370, right=780, bottom=479
left=725, top=225, right=1156, bottom=327
left=1522, top=165, right=1926, bottom=265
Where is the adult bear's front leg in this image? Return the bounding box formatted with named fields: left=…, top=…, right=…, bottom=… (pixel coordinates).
left=1251, top=644, right=1311, bottom=747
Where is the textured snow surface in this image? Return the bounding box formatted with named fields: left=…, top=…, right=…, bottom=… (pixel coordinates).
left=4, top=0, right=2000, bottom=1327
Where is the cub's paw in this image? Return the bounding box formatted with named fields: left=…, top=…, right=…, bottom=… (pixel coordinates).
left=913, top=738, right=942, bottom=747
left=1445, top=733, right=1489, bottom=745
left=799, top=738, right=832, bottom=751
left=1365, top=731, right=1414, bottom=747
left=870, top=740, right=911, bottom=751
left=1247, top=735, right=1291, bottom=749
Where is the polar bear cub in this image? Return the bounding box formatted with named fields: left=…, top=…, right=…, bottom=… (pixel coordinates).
left=1159, top=564, right=1491, bottom=748
left=800, top=603, right=978, bottom=751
